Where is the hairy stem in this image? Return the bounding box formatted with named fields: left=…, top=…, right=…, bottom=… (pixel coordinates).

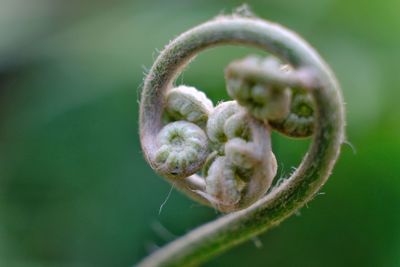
left=139, top=15, right=345, bottom=267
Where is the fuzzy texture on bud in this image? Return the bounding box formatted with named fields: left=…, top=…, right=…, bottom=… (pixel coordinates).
left=206, top=101, right=241, bottom=145
left=270, top=92, right=315, bottom=138
left=202, top=111, right=277, bottom=212
left=155, top=121, right=209, bottom=178
left=202, top=157, right=244, bottom=209
left=226, top=56, right=291, bottom=121
left=223, top=111, right=251, bottom=141
left=165, top=85, right=214, bottom=127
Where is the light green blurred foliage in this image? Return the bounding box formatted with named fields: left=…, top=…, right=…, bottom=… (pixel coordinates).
left=0, top=0, right=399, bottom=266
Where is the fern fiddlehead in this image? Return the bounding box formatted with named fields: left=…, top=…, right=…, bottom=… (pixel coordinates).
left=138, top=8, right=345, bottom=267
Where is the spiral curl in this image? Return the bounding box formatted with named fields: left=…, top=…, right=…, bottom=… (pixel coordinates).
left=138, top=9, right=344, bottom=267
left=155, top=121, right=209, bottom=178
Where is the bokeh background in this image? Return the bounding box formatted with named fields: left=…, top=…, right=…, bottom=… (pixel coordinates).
left=1, top=0, right=399, bottom=266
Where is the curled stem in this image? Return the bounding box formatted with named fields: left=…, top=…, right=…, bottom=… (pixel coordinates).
left=138, top=13, right=345, bottom=267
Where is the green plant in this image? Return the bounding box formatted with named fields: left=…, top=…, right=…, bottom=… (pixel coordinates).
left=138, top=7, right=345, bottom=267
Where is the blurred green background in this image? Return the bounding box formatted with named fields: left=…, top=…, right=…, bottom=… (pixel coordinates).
left=0, top=0, right=399, bottom=266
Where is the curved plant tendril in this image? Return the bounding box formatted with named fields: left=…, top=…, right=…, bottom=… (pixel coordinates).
left=138, top=7, right=345, bottom=267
